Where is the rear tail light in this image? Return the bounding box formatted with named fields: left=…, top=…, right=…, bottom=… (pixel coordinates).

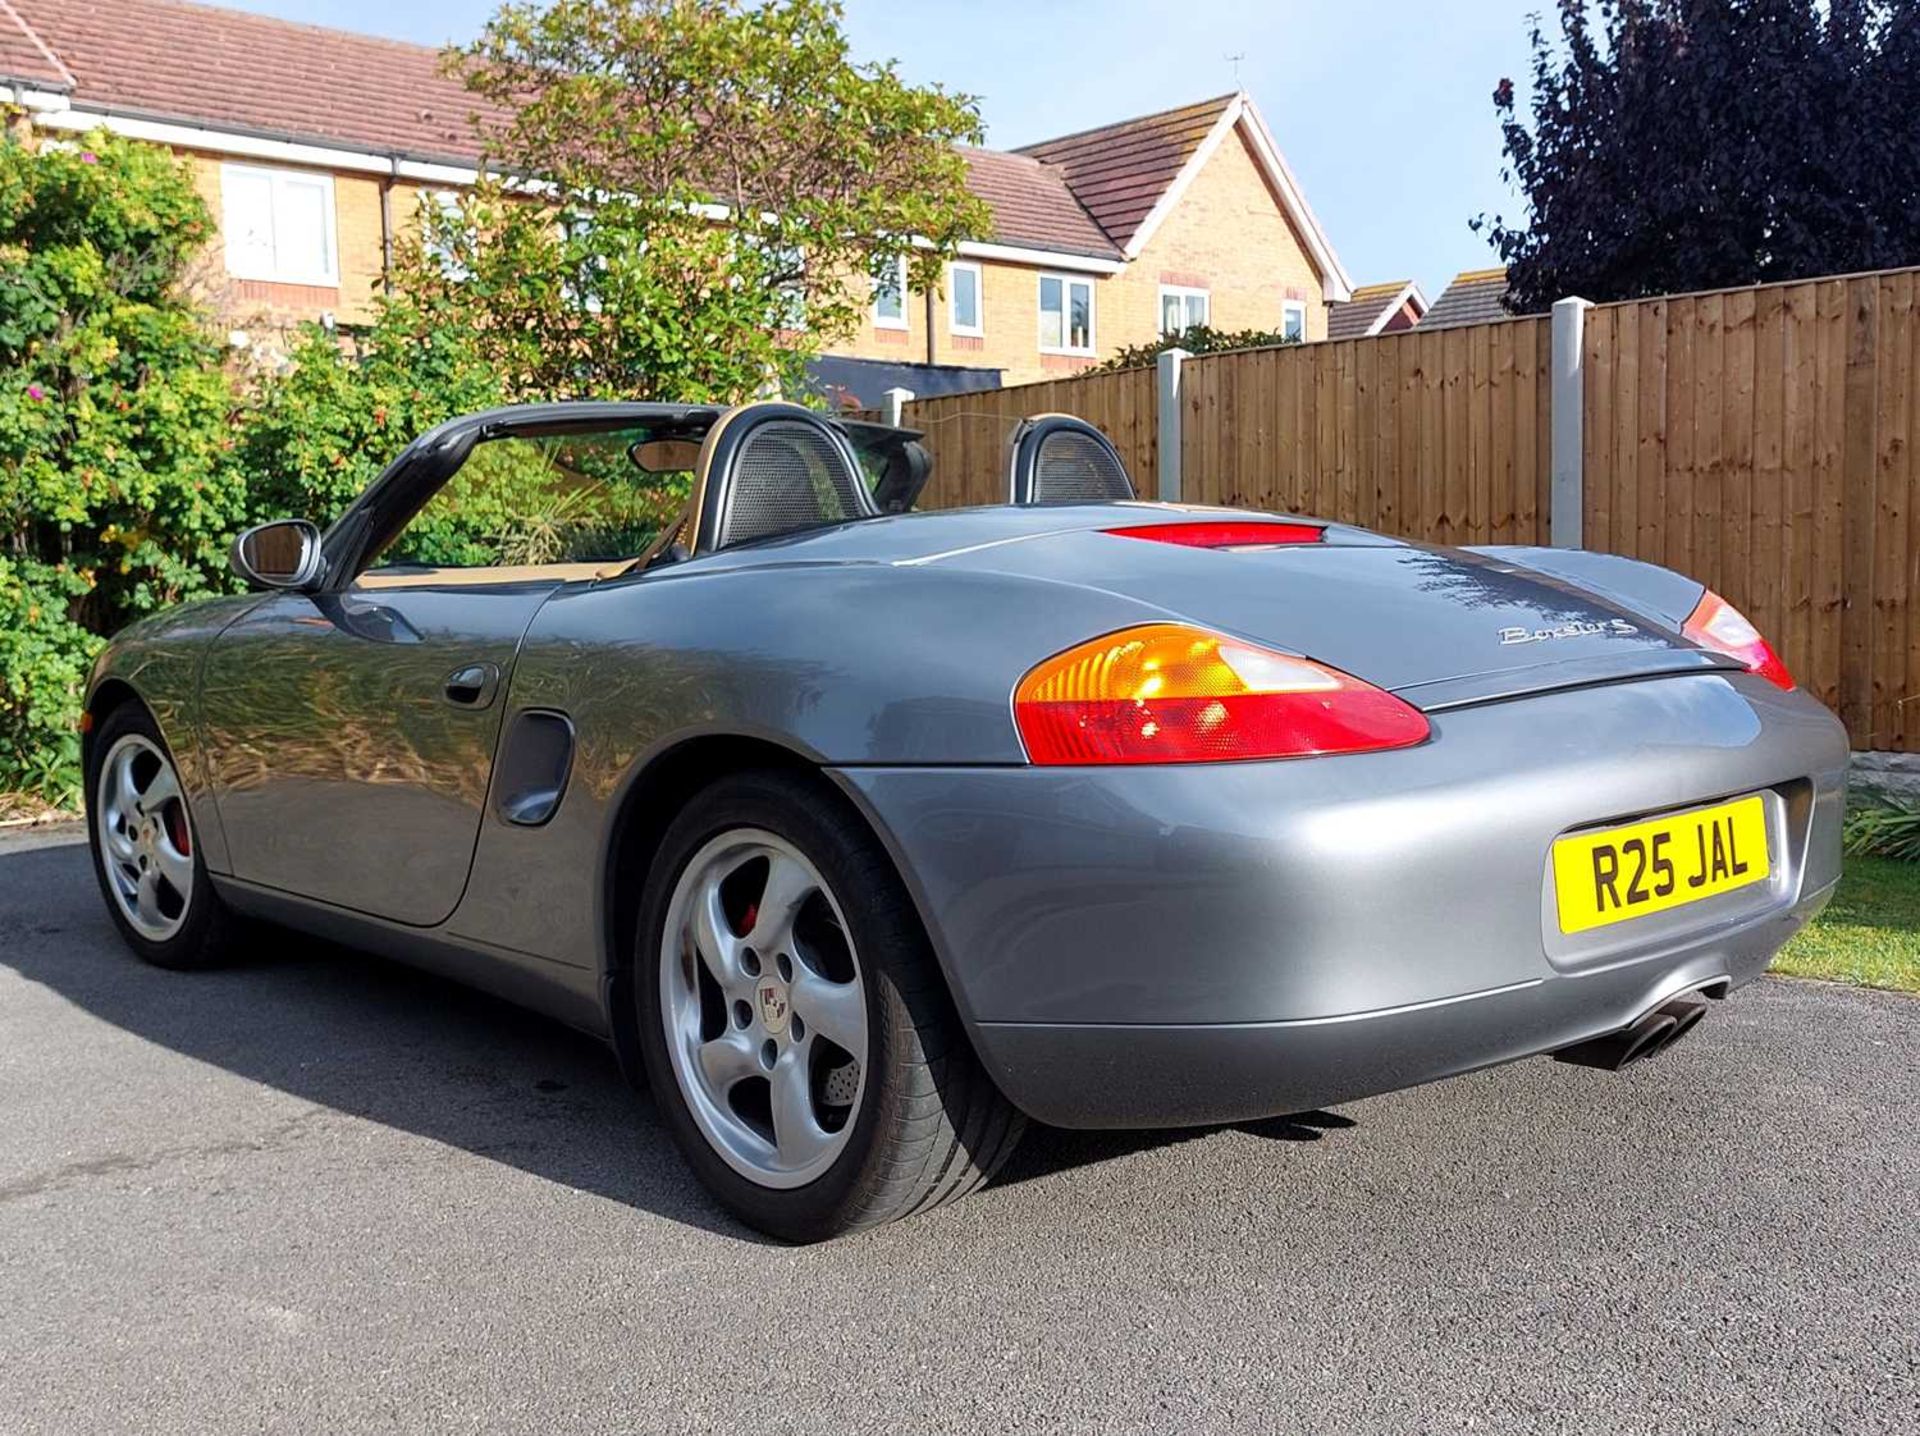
left=1102, top=520, right=1324, bottom=549
left=1682, top=590, right=1794, bottom=690
left=1013, top=623, right=1430, bottom=765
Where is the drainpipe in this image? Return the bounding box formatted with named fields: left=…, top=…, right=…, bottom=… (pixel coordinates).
left=924, top=284, right=936, bottom=365
left=378, top=155, right=400, bottom=283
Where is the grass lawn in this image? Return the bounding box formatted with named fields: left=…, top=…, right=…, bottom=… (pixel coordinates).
left=1777, top=856, right=1920, bottom=994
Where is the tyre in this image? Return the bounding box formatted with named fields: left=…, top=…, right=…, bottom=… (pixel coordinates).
left=85, top=701, right=237, bottom=970
left=635, top=770, right=1024, bottom=1241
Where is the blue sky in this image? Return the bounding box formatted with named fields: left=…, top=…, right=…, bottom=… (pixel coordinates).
left=221, top=0, right=1544, bottom=302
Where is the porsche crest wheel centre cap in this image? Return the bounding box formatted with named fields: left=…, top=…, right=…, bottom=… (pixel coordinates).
left=758, top=977, right=791, bottom=1036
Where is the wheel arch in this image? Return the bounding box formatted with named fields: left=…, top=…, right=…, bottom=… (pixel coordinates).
left=82, top=677, right=147, bottom=774
left=595, top=730, right=985, bottom=1094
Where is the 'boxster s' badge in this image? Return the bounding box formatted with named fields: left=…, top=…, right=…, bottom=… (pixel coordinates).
left=1498, top=617, right=1638, bottom=645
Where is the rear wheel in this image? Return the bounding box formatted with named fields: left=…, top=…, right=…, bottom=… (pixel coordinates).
left=86, top=702, right=236, bottom=970
left=634, top=770, right=1024, bottom=1241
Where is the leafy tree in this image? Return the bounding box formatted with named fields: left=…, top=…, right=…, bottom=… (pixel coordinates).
left=417, top=0, right=991, bottom=400
left=1481, top=0, right=1920, bottom=311
left=0, top=127, right=245, bottom=801
left=1092, top=324, right=1301, bottom=374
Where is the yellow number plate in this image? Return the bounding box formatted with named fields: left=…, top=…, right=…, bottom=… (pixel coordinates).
left=1552, top=794, right=1770, bottom=934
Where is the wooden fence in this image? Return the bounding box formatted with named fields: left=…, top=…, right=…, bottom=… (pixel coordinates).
left=896, top=365, right=1156, bottom=509
left=895, top=263, right=1920, bottom=752
left=1582, top=272, right=1920, bottom=751
left=1178, top=318, right=1553, bottom=546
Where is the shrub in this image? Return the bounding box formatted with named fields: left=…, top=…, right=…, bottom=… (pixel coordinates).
left=1844, top=797, right=1920, bottom=862
left=1092, top=324, right=1300, bottom=373
left=0, top=127, right=246, bottom=803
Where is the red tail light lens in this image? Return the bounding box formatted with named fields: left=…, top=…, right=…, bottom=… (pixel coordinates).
left=1014, top=624, right=1430, bottom=764
left=1682, top=590, right=1794, bottom=690
left=1102, top=520, right=1324, bottom=549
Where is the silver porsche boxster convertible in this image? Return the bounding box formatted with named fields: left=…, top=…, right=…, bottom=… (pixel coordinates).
left=84, top=400, right=1847, bottom=1240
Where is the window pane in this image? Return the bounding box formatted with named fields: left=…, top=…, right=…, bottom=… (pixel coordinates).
left=874, top=261, right=904, bottom=322
left=953, top=266, right=979, bottom=329
left=1069, top=282, right=1091, bottom=349
left=276, top=178, right=330, bottom=279
left=1283, top=304, right=1306, bottom=341
left=1039, top=276, right=1063, bottom=348
left=223, top=169, right=276, bottom=275
left=1186, top=293, right=1209, bottom=328
left=1160, top=293, right=1181, bottom=335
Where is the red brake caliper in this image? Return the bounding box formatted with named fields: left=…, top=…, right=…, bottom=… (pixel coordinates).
left=166, top=802, right=191, bottom=858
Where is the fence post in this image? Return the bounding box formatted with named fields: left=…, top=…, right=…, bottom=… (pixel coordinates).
left=1156, top=347, right=1189, bottom=502
left=1549, top=296, right=1592, bottom=548
left=882, top=386, right=914, bottom=428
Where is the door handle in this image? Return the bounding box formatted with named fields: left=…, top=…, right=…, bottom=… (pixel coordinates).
left=443, top=662, right=501, bottom=709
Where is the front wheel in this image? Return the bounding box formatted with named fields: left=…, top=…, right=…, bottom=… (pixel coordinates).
left=634, top=770, right=1023, bottom=1241
left=85, top=701, right=236, bottom=970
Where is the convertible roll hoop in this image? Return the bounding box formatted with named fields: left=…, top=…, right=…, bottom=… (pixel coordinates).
left=689, top=401, right=879, bottom=554
left=1006, top=414, right=1137, bottom=505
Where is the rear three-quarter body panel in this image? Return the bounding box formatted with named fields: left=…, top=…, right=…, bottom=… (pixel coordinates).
left=842, top=672, right=1846, bottom=1126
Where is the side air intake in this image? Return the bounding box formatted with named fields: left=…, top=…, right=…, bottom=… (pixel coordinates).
left=1008, top=415, right=1137, bottom=505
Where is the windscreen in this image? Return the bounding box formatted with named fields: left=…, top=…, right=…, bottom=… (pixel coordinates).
left=372, top=422, right=703, bottom=571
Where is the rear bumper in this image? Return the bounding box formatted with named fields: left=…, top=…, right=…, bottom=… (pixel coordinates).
left=835, top=672, right=1848, bottom=1128
left=968, top=878, right=1833, bottom=1127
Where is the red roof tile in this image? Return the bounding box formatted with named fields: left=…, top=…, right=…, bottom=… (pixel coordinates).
left=1014, top=93, right=1237, bottom=251
left=11, top=0, right=499, bottom=166
left=0, top=0, right=72, bottom=88
left=961, top=147, right=1118, bottom=260
left=6, top=0, right=1208, bottom=263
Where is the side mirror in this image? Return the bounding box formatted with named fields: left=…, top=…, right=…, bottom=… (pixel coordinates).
left=231, top=519, right=325, bottom=591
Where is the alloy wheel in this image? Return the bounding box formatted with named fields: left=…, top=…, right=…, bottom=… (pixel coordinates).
left=95, top=734, right=195, bottom=942
left=659, top=829, right=869, bottom=1189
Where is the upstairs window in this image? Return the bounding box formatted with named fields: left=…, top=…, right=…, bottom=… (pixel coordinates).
left=221, top=163, right=338, bottom=286
left=1158, top=285, right=1210, bottom=336
left=948, top=261, right=983, bottom=337
left=873, top=256, right=908, bottom=329
left=420, top=191, right=469, bottom=281
left=1282, top=300, right=1308, bottom=343
left=1039, top=273, right=1095, bottom=354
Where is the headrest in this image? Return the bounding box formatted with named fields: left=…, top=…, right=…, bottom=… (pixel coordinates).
left=691, top=402, right=877, bottom=553
left=1006, top=415, right=1137, bottom=505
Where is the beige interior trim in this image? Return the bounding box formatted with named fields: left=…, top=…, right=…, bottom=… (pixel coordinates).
left=355, top=561, right=619, bottom=590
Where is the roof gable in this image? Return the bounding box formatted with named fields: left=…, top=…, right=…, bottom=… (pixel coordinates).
left=1328, top=279, right=1429, bottom=340
left=1016, top=90, right=1351, bottom=300
left=1014, top=93, right=1234, bottom=252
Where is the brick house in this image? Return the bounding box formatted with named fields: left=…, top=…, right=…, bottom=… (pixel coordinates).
left=1, top=0, right=1353, bottom=399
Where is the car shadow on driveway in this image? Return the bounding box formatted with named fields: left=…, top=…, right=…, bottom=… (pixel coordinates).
left=1, top=836, right=1357, bottom=1238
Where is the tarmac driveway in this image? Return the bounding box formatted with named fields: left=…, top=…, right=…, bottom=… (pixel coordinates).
left=1, top=825, right=1915, bottom=1434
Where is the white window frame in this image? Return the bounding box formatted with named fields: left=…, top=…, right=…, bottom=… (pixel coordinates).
left=872, top=255, right=909, bottom=330
left=1281, top=299, right=1309, bottom=343
left=1157, top=284, right=1211, bottom=337
left=219, top=162, right=339, bottom=286
left=948, top=260, right=984, bottom=338
left=1038, top=272, right=1096, bottom=356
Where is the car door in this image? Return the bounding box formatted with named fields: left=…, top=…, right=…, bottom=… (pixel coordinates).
left=197, top=411, right=695, bottom=927
left=199, top=578, right=558, bottom=926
